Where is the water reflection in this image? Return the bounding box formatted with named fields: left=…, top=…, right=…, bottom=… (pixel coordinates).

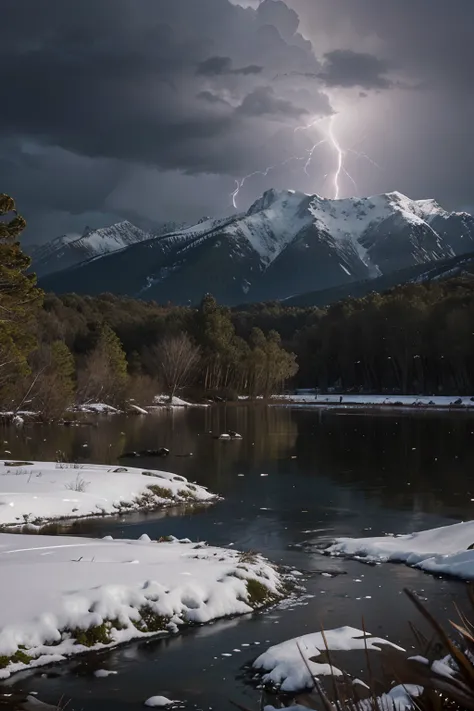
left=2, top=406, right=474, bottom=710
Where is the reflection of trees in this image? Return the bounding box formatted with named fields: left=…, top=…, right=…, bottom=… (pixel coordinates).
left=293, top=410, right=474, bottom=517
left=5, top=404, right=297, bottom=477
left=6, top=408, right=470, bottom=524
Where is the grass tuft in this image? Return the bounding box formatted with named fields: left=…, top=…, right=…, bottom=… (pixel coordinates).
left=245, top=578, right=274, bottom=607
left=0, top=650, right=33, bottom=669
left=146, top=484, right=174, bottom=499
left=133, top=606, right=169, bottom=633
left=68, top=623, right=111, bottom=647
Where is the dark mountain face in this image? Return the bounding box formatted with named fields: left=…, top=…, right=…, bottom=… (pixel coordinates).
left=284, top=251, right=474, bottom=308
left=39, top=190, right=474, bottom=305
left=29, top=222, right=152, bottom=277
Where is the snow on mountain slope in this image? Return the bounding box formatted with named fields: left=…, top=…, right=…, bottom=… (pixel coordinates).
left=40, top=189, right=474, bottom=305
left=76, top=221, right=151, bottom=255
left=227, top=189, right=312, bottom=265
left=31, top=221, right=152, bottom=276
left=221, top=188, right=458, bottom=276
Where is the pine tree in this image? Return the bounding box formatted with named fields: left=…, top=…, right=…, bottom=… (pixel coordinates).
left=28, top=341, right=76, bottom=419
left=246, top=328, right=298, bottom=396
left=0, top=194, right=43, bottom=405
left=195, top=294, right=240, bottom=390
left=77, top=325, right=129, bottom=405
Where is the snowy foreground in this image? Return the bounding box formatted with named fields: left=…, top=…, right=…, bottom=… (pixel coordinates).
left=327, top=519, right=474, bottom=579
left=0, top=460, right=216, bottom=528
left=0, top=533, right=292, bottom=678
left=273, top=394, right=474, bottom=409
left=253, top=627, right=403, bottom=692
left=254, top=628, right=423, bottom=711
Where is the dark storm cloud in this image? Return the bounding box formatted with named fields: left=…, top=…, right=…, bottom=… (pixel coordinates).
left=318, top=50, right=393, bottom=90
left=294, top=0, right=474, bottom=92
left=289, top=0, right=474, bottom=209
left=196, top=91, right=232, bottom=106
left=1, top=0, right=324, bottom=177
left=256, top=0, right=300, bottom=41
left=237, top=87, right=309, bottom=118
left=6, top=0, right=472, bottom=242
left=2, top=0, right=333, bottom=239
left=196, top=56, right=263, bottom=76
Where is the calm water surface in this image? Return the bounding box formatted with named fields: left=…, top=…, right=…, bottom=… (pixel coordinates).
left=2, top=405, right=474, bottom=710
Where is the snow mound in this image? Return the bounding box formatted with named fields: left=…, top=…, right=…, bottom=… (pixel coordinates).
left=326, top=520, right=474, bottom=579
left=0, top=460, right=216, bottom=527
left=254, top=627, right=403, bottom=692
left=144, top=697, right=179, bottom=708
left=263, top=685, right=422, bottom=711
left=72, top=403, right=121, bottom=414
left=153, top=395, right=209, bottom=408
left=94, top=669, right=118, bottom=678
left=0, top=533, right=292, bottom=677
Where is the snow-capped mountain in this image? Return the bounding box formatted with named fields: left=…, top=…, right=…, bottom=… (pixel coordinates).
left=30, top=221, right=152, bottom=276
left=40, top=190, right=474, bottom=304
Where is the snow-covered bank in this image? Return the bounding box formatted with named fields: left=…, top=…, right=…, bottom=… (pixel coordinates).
left=0, top=533, right=293, bottom=678
left=253, top=627, right=403, bottom=693
left=152, top=395, right=209, bottom=408
left=326, top=520, right=474, bottom=579
left=72, top=403, right=121, bottom=414
left=273, top=394, right=474, bottom=410
left=263, top=685, right=422, bottom=711
left=0, top=460, right=217, bottom=528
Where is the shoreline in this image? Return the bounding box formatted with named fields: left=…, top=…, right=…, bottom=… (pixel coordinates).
left=269, top=393, right=474, bottom=413
left=0, top=460, right=218, bottom=530
left=0, top=534, right=298, bottom=679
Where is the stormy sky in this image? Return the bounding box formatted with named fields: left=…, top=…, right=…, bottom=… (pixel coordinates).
left=3, top=0, right=473, bottom=243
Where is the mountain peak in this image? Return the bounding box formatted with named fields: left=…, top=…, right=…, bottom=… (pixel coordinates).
left=38, top=188, right=474, bottom=307
left=247, top=188, right=305, bottom=215
left=31, top=221, right=152, bottom=277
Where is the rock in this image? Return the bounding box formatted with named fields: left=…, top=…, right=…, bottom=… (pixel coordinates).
left=227, top=430, right=242, bottom=439
left=119, top=448, right=170, bottom=458
left=4, top=461, right=34, bottom=467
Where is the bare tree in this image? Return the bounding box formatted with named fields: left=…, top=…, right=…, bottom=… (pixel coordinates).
left=155, top=333, right=200, bottom=402
left=76, top=326, right=128, bottom=406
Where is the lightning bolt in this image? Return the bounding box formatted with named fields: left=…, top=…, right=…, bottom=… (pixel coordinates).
left=293, top=115, right=326, bottom=135
left=303, top=139, right=326, bottom=176
left=327, top=115, right=343, bottom=199
left=231, top=113, right=379, bottom=206
left=231, top=152, right=312, bottom=209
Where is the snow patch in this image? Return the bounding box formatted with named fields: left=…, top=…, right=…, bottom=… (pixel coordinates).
left=153, top=395, right=209, bottom=408
left=326, top=519, right=474, bottom=579
left=0, top=460, right=216, bottom=527
left=253, top=627, right=403, bottom=692
left=144, top=697, right=179, bottom=708
left=0, top=533, right=291, bottom=677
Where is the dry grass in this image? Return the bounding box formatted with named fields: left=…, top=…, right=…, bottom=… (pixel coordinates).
left=64, top=475, right=90, bottom=492
left=240, top=585, right=474, bottom=711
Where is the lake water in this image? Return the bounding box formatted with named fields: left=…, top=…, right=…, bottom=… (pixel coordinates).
left=2, top=404, right=474, bottom=710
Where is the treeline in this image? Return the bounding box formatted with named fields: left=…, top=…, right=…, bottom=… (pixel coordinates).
left=3, top=193, right=474, bottom=418
left=295, top=279, right=474, bottom=394
left=0, top=195, right=299, bottom=415
left=37, top=275, right=474, bottom=405
left=35, top=292, right=298, bottom=411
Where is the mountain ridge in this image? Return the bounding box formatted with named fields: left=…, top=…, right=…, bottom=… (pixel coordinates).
left=30, top=221, right=153, bottom=276
left=38, top=189, right=474, bottom=304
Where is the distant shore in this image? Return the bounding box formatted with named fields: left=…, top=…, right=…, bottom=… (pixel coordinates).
left=270, top=393, right=474, bottom=412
